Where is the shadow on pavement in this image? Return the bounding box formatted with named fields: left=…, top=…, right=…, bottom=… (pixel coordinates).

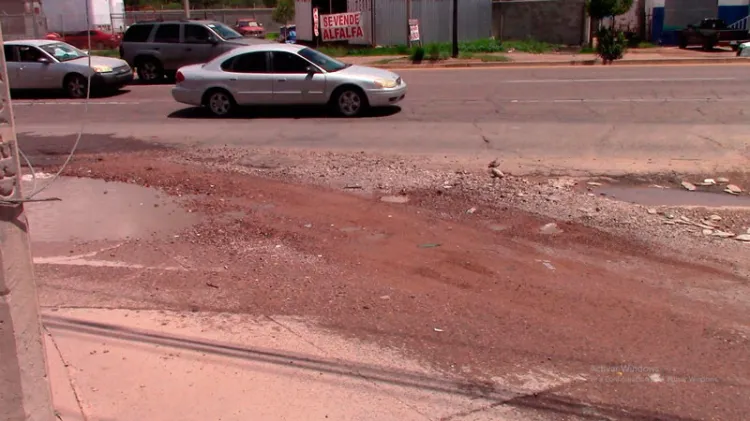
left=43, top=314, right=703, bottom=421
left=167, top=105, right=402, bottom=120
left=10, top=88, right=131, bottom=100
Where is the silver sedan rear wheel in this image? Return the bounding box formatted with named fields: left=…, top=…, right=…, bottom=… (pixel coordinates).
left=337, top=89, right=364, bottom=117
left=206, top=90, right=234, bottom=117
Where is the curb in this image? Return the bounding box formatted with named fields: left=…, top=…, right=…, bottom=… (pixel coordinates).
left=370, top=56, right=750, bottom=70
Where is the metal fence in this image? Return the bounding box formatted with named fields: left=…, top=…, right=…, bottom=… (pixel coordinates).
left=374, top=0, right=492, bottom=46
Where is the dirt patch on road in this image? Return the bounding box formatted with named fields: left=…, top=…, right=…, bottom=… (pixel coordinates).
left=37, top=151, right=750, bottom=421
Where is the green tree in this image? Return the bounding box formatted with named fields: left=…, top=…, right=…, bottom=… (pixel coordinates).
left=263, top=0, right=278, bottom=7
left=587, top=0, right=633, bottom=64
left=272, top=0, right=294, bottom=24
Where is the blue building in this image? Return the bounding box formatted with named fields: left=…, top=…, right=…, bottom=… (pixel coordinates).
left=650, top=0, right=750, bottom=45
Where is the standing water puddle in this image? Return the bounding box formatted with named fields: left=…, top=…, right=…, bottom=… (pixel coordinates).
left=24, top=176, right=199, bottom=243
left=595, top=185, right=750, bottom=208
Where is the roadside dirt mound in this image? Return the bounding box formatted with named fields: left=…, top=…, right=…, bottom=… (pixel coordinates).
left=41, top=152, right=750, bottom=421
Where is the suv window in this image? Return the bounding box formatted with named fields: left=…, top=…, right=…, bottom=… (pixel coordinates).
left=153, top=24, right=180, bottom=43
left=222, top=52, right=268, bottom=73
left=123, top=24, right=153, bottom=42
left=271, top=52, right=311, bottom=74
left=184, top=24, right=211, bottom=43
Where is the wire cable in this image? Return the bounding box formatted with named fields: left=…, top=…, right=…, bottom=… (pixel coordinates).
left=18, top=8, right=94, bottom=201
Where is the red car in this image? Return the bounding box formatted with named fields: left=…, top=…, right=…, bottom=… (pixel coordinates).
left=62, top=30, right=121, bottom=50
left=234, top=19, right=265, bottom=38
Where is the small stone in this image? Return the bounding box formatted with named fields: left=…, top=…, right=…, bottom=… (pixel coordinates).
left=491, top=168, right=504, bottom=178
left=735, top=234, right=750, bottom=242
left=709, top=214, right=722, bottom=222
left=703, top=178, right=716, bottom=185
left=724, top=184, right=742, bottom=195
left=702, top=229, right=714, bottom=235
left=466, top=207, right=477, bottom=214
left=681, top=181, right=696, bottom=191
left=665, top=214, right=675, bottom=220
left=717, top=177, right=730, bottom=184
left=516, top=192, right=525, bottom=197
left=381, top=195, right=409, bottom=204
left=540, top=222, right=563, bottom=235
left=647, top=208, right=658, bottom=215
left=587, top=181, right=602, bottom=186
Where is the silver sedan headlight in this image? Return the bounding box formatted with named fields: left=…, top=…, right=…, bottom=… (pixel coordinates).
left=372, top=78, right=398, bottom=89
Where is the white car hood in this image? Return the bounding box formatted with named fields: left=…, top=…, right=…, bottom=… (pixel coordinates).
left=67, top=55, right=128, bottom=68
left=335, top=64, right=399, bottom=81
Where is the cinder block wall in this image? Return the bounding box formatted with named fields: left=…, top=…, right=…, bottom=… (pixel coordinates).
left=491, top=0, right=587, bottom=45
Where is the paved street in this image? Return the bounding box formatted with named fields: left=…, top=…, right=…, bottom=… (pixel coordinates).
left=14, top=63, right=750, bottom=174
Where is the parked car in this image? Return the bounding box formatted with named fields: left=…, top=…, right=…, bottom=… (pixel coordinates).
left=234, top=18, right=265, bottom=38
left=678, top=18, right=748, bottom=50
left=119, top=20, right=269, bottom=83
left=171, top=44, right=407, bottom=117
left=62, top=30, right=121, bottom=50
left=3, top=40, right=133, bottom=98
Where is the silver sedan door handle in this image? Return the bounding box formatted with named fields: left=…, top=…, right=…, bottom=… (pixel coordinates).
left=229, top=78, right=238, bottom=81
left=277, top=78, right=286, bottom=82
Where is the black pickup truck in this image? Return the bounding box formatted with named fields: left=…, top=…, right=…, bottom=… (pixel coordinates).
left=678, top=18, right=748, bottom=50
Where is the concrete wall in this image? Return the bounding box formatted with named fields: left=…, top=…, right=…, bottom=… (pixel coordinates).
left=491, top=0, right=586, bottom=46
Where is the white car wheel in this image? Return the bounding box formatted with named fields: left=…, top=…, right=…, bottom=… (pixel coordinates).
left=66, top=74, right=87, bottom=99
left=337, top=89, right=365, bottom=117
left=206, top=91, right=234, bottom=117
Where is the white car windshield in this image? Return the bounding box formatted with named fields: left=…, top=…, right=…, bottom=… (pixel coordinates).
left=207, top=23, right=243, bottom=40
left=298, top=48, right=349, bottom=72
left=39, top=42, right=86, bottom=62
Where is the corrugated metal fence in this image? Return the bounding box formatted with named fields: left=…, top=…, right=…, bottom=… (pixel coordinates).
left=375, top=0, right=492, bottom=46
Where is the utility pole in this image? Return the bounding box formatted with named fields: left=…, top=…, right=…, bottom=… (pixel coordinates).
left=0, top=25, right=56, bottom=421
left=183, top=0, right=191, bottom=19
left=451, top=0, right=458, bottom=58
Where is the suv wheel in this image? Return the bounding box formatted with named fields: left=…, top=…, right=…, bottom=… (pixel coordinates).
left=137, top=58, right=163, bottom=83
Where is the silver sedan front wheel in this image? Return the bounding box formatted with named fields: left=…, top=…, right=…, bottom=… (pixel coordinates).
left=336, top=89, right=366, bottom=117
left=205, top=90, right=234, bottom=117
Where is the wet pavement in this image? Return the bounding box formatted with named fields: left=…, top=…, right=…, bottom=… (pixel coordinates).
left=23, top=176, right=198, bottom=243
left=595, top=185, right=750, bottom=208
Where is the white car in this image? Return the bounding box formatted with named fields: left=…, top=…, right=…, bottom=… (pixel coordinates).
left=172, top=43, right=407, bottom=117
left=737, top=41, right=750, bottom=57
left=3, top=39, right=133, bottom=98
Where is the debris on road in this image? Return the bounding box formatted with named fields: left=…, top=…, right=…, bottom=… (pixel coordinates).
left=717, top=177, right=730, bottom=184
left=724, top=184, right=742, bottom=195
left=381, top=195, right=409, bottom=204
left=735, top=234, right=750, bottom=242
left=467, top=207, right=477, bottom=214
left=490, top=168, right=505, bottom=178
left=681, top=181, right=697, bottom=191
left=418, top=243, right=441, bottom=248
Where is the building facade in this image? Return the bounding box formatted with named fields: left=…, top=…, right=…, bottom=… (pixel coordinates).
left=649, top=0, right=750, bottom=44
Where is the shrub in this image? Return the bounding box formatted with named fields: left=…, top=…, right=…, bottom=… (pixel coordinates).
left=596, top=27, right=627, bottom=64
left=427, top=44, right=441, bottom=61
left=410, top=46, right=425, bottom=63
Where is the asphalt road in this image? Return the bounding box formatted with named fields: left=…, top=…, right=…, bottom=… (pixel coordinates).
left=14, top=63, right=750, bottom=175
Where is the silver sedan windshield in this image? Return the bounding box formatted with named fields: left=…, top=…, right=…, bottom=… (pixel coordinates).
left=298, top=48, right=349, bottom=73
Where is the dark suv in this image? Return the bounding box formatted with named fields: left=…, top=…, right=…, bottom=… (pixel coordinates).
left=120, top=20, right=268, bottom=83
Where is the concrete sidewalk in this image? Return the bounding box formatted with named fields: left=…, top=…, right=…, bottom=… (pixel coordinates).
left=43, top=308, right=578, bottom=421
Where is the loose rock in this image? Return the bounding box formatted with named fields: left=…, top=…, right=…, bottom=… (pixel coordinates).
left=681, top=181, right=696, bottom=191
left=708, top=214, right=722, bottom=222
left=702, top=229, right=713, bottom=236
left=712, top=231, right=735, bottom=238
left=491, top=168, right=504, bottom=178
left=647, top=208, right=658, bottom=215
left=540, top=223, right=563, bottom=235
left=702, top=178, right=716, bottom=186
left=735, top=234, right=750, bottom=242
left=724, top=184, right=742, bottom=195
left=717, top=177, right=730, bottom=184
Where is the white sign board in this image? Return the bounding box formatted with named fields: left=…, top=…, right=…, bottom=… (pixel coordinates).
left=320, top=12, right=364, bottom=41
left=313, top=7, right=319, bottom=37
left=409, top=19, right=420, bottom=42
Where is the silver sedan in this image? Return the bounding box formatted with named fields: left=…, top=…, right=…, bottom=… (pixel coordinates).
left=171, top=44, right=407, bottom=117
left=4, top=40, right=133, bottom=98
